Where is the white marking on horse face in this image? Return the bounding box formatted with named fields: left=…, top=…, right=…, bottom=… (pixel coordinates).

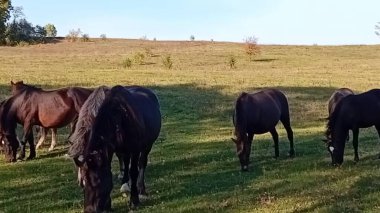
left=77, top=155, right=85, bottom=163
left=120, top=183, right=130, bottom=193
left=78, top=168, right=85, bottom=187
left=329, top=146, right=335, bottom=152
left=1, top=140, right=4, bottom=145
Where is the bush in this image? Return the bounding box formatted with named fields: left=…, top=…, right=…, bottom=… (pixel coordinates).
left=81, top=34, right=90, bottom=42
left=122, top=57, right=132, bottom=68
left=190, top=35, right=195, bottom=41
left=244, top=36, right=260, bottom=61
left=44, top=24, right=57, bottom=37
left=228, top=55, right=236, bottom=69
left=100, top=34, right=107, bottom=40
left=162, top=55, right=173, bottom=69
left=144, top=47, right=153, bottom=57
left=66, top=28, right=82, bottom=42
left=133, top=52, right=145, bottom=65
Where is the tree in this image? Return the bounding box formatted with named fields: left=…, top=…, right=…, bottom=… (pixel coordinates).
left=44, top=23, right=56, bottom=37
left=244, top=36, right=260, bottom=61
left=0, top=0, right=12, bottom=45
left=190, top=35, right=195, bottom=41
left=376, top=22, right=380, bottom=37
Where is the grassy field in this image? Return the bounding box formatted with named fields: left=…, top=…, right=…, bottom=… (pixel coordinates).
left=1, top=39, right=380, bottom=212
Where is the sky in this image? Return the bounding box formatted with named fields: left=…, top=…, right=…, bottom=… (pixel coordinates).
left=12, top=0, right=380, bottom=45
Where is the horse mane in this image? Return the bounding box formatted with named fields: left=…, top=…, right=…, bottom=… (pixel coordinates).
left=85, top=85, right=144, bottom=154
left=234, top=92, right=248, bottom=140
left=325, top=98, right=344, bottom=141
left=68, top=86, right=110, bottom=158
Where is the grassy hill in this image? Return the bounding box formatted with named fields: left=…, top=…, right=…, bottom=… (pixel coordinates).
left=1, top=39, right=380, bottom=212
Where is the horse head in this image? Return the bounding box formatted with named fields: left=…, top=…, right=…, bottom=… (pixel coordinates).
left=231, top=131, right=249, bottom=171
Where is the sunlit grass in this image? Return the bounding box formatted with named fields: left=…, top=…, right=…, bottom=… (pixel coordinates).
left=1, top=39, right=380, bottom=212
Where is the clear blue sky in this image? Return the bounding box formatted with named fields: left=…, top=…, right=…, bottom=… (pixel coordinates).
left=13, top=0, right=380, bottom=45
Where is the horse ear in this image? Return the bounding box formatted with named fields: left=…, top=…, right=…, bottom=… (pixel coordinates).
left=10, top=81, right=14, bottom=85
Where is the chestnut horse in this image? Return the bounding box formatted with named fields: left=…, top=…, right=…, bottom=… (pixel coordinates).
left=1, top=82, right=92, bottom=162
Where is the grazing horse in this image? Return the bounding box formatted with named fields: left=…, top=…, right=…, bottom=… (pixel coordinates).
left=325, top=89, right=380, bottom=165
left=0, top=82, right=92, bottom=162
left=232, top=89, right=295, bottom=171
left=325, top=88, right=354, bottom=143
left=68, top=85, right=161, bottom=212
left=10, top=81, right=86, bottom=151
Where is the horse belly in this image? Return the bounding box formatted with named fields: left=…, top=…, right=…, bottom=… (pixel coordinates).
left=38, top=108, right=75, bottom=128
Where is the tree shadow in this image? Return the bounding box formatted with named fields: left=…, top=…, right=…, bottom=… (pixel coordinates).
left=252, top=58, right=278, bottom=62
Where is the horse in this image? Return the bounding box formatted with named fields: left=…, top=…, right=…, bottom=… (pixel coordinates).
left=68, top=85, right=161, bottom=212
left=231, top=89, right=295, bottom=171
left=324, top=88, right=354, bottom=144
left=0, top=82, right=92, bottom=162
left=325, top=89, right=380, bottom=165
left=10, top=81, right=85, bottom=151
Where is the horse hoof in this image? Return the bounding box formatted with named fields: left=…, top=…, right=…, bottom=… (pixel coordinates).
left=139, top=194, right=148, bottom=201
left=48, top=148, right=54, bottom=152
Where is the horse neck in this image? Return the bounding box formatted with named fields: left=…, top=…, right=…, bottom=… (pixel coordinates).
left=332, top=121, right=348, bottom=151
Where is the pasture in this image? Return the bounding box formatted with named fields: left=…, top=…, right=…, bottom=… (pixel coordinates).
left=1, top=39, right=380, bottom=212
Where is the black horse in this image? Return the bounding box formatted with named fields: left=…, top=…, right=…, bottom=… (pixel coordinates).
left=232, top=89, right=295, bottom=171
left=0, top=83, right=92, bottom=162
left=68, top=85, right=161, bottom=212
left=325, top=89, right=380, bottom=165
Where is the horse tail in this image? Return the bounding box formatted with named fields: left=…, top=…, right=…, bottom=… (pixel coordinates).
left=234, top=92, right=248, bottom=138
left=325, top=98, right=344, bottom=140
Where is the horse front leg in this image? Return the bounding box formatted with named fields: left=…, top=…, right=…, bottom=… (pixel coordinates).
left=26, top=130, right=35, bottom=160
left=19, top=122, right=33, bottom=160
left=352, top=128, right=359, bottom=162
left=129, top=153, right=140, bottom=209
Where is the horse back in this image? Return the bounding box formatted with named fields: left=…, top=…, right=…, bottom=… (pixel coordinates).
left=125, top=86, right=161, bottom=144
left=235, top=89, right=288, bottom=134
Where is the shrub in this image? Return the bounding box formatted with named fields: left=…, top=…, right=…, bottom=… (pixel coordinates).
left=122, top=57, right=132, bottom=68
left=100, top=34, right=107, bottom=40
left=244, top=36, right=260, bottom=61
left=144, top=47, right=153, bottom=57
left=228, top=55, right=236, bottom=69
left=81, top=34, right=90, bottom=42
left=66, top=28, right=82, bottom=42
left=162, top=55, right=173, bottom=69
left=44, top=24, right=57, bottom=37
left=190, top=35, right=195, bottom=41
left=133, top=52, right=145, bottom=65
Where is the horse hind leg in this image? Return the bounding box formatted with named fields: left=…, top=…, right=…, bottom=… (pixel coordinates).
left=48, top=128, right=57, bottom=152
left=137, top=152, right=149, bottom=196
left=375, top=125, right=380, bottom=159
left=280, top=113, right=295, bottom=157
left=35, top=127, right=46, bottom=150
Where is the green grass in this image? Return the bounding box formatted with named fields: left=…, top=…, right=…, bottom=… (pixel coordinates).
left=1, top=39, right=380, bottom=212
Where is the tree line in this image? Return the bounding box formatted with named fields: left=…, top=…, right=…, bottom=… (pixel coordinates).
left=0, top=0, right=56, bottom=46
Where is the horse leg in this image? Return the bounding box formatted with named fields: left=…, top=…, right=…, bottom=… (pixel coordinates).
left=48, top=128, right=57, bottom=152
left=247, top=133, right=254, bottom=164
left=19, top=122, right=33, bottom=160
left=270, top=128, right=279, bottom=158
left=35, top=127, right=46, bottom=150
left=352, top=128, right=359, bottom=162
left=375, top=125, right=380, bottom=159
left=27, top=131, right=35, bottom=160
left=281, top=116, right=295, bottom=157
left=116, top=153, right=125, bottom=180
left=129, top=153, right=140, bottom=208
left=137, top=152, right=148, bottom=196
left=120, top=153, right=131, bottom=193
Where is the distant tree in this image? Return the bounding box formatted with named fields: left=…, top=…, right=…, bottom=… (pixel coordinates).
left=376, top=22, right=380, bottom=37
left=244, top=36, right=260, bottom=61
left=66, top=28, right=81, bottom=42
left=100, top=33, right=106, bottom=40
left=34, top=25, right=46, bottom=42
left=44, top=23, right=56, bottom=37
left=81, top=33, right=89, bottom=42
left=6, top=18, right=35, bottom=45
left=0, top=0, right=13, bottom=45
left=190, top=35, right=195, bottom=41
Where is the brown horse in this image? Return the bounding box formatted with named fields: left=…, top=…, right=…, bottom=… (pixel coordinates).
left=1, top=82, right=92, bottom=162
left=232, top=89, right=295, bottom=171
left=11, top=81, right=59, bottom=151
